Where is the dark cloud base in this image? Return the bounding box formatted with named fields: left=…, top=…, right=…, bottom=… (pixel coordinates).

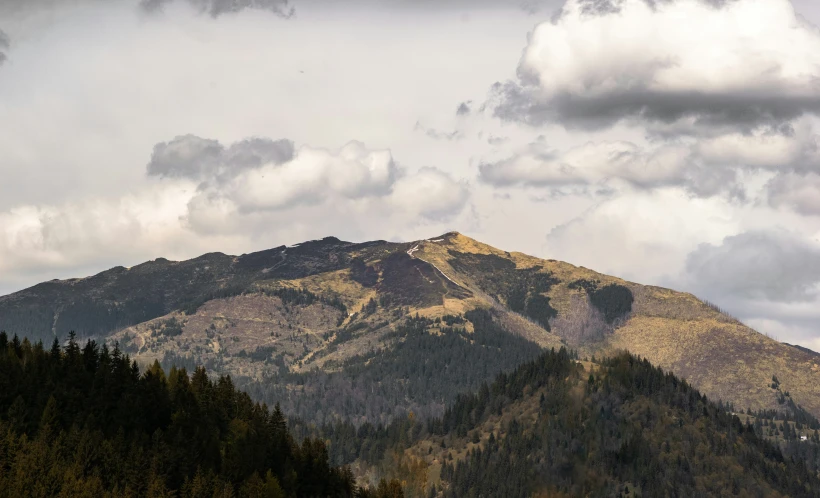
left=140, top=0, right=294, bottom=17
left=683, top=230, right=820, bottom=303
left=456, top=101, right=472, bottom=116
left=491, top=81, right=820, bottom=132
left=147, top=135, right=295, bottom=181
left=573, top=0, right=739, bottom=17
left=0, top=29, right=9, bottom=65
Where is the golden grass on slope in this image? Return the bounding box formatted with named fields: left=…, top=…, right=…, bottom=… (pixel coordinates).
left=631, top=285, right=735, bottom=323
left=411, top=235, right=565, bottom=349
left=607, top=281, right=820, bottom=415
left=256, top=269, right=374, bottom=312
left=113, top=293, right=343, bottom=378
left=609, top=315, right=820, bottom=416
left=443, top=232, right=506, bottom=256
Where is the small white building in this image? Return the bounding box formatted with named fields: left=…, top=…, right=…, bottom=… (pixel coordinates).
left=800, top=435, right=808, bottom=441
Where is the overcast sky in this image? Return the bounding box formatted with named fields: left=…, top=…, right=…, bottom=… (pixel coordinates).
left=2, top=0, right=820, bottom=350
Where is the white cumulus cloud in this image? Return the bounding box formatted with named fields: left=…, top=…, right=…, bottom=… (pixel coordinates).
left=492, top=0, right=820, bottom=130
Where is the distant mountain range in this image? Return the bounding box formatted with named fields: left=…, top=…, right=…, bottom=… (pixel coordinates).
left=1, top=231, right=819, bottom=426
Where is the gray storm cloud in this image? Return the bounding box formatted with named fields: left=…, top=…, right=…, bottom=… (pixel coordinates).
left=139, top=0, right=294, bottom=17
left=0, top=29, right=9, bottom=65
left=493, top=83, right=820, bottom=132
left=147, top=135, right=295, bottom=182
left=0, top=0, right=294, bottom=18
left=766, top=172, right=820, bottom=215
left=683, top=230, right=820, bottom=303
left=573, top=0, right=739, bottom=16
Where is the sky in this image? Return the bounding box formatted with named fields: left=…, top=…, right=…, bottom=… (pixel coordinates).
left=2, top=0, right=820, bottom=350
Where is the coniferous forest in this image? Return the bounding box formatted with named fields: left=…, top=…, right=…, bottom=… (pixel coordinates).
left=3, top=324, right=820, bottom=496
left=0, top=331, right=401, bottom=498
left=292, top=349, right=820, bottom=497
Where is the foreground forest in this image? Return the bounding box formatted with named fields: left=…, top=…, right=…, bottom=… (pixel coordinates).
left=3, top=327, right=820, bottom=496
left=0, top=331, right=402, bottom=498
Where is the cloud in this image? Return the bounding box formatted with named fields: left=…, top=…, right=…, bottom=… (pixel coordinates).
left=184, top=158, right=470, bottom=232
left=0, top=135, right=472, bottom=286
left=140, top=0, right=294, bottom=17
left=144, top=135, right=470, bottom=231
left=695, top=122, right=820, bottom=171
left=574, top=0, right=742, bottom=16
left=545, top=189, right=738, bottom=282
left=180, top=156, right=469, bottom=233
left=0, top=29, right=8, bottom=65
left=389, top=166, right=470, bottom=220
left=478, top=121, right=820, bottom=200
left=766, top=171, right=820, bottom=215
left=0, top=186, right=194, bottom=277
left=478, top=138, right=751, bottom=198
left=486, top=134, right=509, bottom=145
left=0, top=0, right=294, bottom=18
left=414, top=121, right=463, bottom=141
left=196, top=140, right=401, bottom=212
left=456, top=101, right=472, bottom=116
left=479, top=140, right=689, bottom=189
left=682, top=230, right=820, bottom=302
left=490, top=0, right=820, bottom=131
left=147, top=135, right=295, bottom=182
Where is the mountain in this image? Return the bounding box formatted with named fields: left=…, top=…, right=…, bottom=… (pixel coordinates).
left=1, top=232, right=819, bottom=426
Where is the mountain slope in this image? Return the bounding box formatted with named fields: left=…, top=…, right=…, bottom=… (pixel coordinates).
left=0, top=237, right=390, bottom=344
left=343, top=349, right=820, bottom=497
left=409, top=233, right=820, bottom=419
left=1, top=232, right=818, bottom=425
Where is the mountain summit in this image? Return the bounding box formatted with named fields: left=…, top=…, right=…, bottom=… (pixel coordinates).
left=1, top=232, right=818, bottom=423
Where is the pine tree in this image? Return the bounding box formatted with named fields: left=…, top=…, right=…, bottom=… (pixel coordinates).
left=38, top=395, right=58, bottom=441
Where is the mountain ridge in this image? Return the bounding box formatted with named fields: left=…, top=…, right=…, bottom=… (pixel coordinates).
left=1, top=231, right=819, bottom=424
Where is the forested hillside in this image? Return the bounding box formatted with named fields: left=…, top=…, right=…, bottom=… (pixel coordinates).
left=0, top=331, right=402, bottom=498
left=3, top=327, right=820, bottom=497
left=434, top=352, right=820, bottom=497
left=238, top=309, right=544, bottom=425
left=303, top=349, right=820, bottom=497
